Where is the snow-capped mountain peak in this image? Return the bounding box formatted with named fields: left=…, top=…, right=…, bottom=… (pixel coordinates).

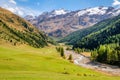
left=52, top=9, right=68, bottom=15
left=47, top=9, right=69, bottom=17
left=76, top=6, right=109, bottom=16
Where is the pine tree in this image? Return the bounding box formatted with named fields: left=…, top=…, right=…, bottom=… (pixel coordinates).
left=60, top=47, right=65, bottom=57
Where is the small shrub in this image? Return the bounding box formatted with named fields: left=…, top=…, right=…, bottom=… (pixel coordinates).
left=83, top=73, right=87, bottom=76
left=68, top=54, right=73, bottom=61
left=62, top=71, right=70, bottom=75
left=77, top=73, right=81, bottom=76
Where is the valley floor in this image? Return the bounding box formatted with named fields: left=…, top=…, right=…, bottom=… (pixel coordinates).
left=65, top=50, right=120, bottom=76
left=0, top=44, right=120, bottom=80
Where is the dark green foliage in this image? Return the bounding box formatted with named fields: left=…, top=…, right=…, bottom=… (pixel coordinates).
left=91, top=44, right=120, bottom=66
left=60, top=47, right=64, bottom=57
left=22, top=22, right=28, bottom=29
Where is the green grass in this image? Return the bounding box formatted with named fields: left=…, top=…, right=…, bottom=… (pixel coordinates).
left=0, top=44, right=120, bottom=80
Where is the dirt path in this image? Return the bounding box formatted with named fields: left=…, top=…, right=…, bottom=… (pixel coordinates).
left=65, top=50, right=120, bottom=76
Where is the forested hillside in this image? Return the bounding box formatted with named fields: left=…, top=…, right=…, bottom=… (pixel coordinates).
left=59, top=19, right=111, bottom=44
left=73, top=15, right=120, bottom=49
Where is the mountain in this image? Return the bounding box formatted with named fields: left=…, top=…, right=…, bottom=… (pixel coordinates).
left=49, top=9, right=69, bottom=17
left=61, top=14, right=120, bottom=49
left=25, top=6, right=120, bottom=37
left=24, top=15, right=35, bottom=21
left=0, top=7, right=49, bottom=48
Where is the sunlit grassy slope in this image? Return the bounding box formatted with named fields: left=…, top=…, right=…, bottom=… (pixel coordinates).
left=0, top=44, right=120, bottom=80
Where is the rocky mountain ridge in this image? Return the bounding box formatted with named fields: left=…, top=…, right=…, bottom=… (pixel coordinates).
left=25, top=6, right=120, bottom=37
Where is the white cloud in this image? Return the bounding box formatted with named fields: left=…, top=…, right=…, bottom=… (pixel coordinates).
left=0, top=0, right=41, bottom=17
left=112, top=0, right=120, bottom=6
left=9, top=0, right=16, bottom=4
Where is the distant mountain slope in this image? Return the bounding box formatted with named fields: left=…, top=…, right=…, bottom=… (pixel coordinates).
left=25, top=6, right=120, bottom=37
left=59, top=17, right=114, bottom=44
left=61, top=14, right=120, bottom=49
left=0, top=7, right=48, bottom=48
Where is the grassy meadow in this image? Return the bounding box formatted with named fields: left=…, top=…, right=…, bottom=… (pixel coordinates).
left=0, top=43, right=120, bottom=80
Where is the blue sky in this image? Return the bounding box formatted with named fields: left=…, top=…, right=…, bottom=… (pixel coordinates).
left=17, top=0, right=113, bottom=11
left=0, top=0, right=120, bottom=16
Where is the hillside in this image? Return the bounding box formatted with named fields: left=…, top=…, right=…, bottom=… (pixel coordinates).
left=0, top=7, right=48, bottom=48
left=25, top=7, right=120, bottom=37
left=60, top=14, right=120, bottom=49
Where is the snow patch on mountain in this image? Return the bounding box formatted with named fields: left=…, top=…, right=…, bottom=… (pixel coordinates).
left=76, top=7, right=108, bottom=16
left=87, top=7, right=108, bottom=15
left=53, top=9, right=68, bottom=15
left=49, top=9, right=69, bottom=17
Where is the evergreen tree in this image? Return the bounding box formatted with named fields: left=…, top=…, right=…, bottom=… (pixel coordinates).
left=60, top=47, right=65, bottom=57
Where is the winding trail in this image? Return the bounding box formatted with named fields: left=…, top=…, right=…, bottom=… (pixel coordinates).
left=65, top=50, right=120, bottom=76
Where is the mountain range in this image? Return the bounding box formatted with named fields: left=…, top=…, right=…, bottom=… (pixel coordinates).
left=25, top=6, right=120, bottom=37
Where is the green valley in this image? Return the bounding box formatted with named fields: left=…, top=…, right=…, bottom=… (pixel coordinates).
left=0, top=1, right=120, bottom=80
left=0, top=43, right=120, bottom=80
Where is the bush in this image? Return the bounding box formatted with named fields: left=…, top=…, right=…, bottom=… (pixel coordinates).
left=68, top=54, right=73, bottom=61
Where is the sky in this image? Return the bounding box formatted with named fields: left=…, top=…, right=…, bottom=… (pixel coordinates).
left=0, top=0, right=120, bottom=17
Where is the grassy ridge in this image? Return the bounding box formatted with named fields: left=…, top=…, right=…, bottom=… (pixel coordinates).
left=0, top=44, right=120, bottom=80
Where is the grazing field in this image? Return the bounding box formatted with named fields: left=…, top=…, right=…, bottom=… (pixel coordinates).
left=0, top=44, right=120, bottom=80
